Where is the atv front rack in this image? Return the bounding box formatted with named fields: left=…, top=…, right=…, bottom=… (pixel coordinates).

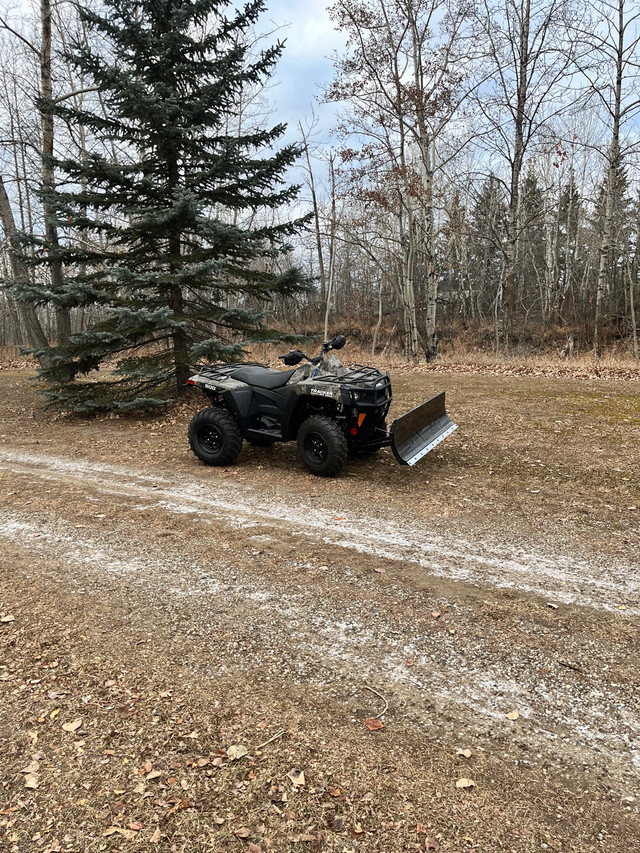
left=312, top=364, right=387, bottom=385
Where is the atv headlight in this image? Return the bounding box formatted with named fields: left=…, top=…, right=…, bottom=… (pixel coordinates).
left=351, top=390, right=363, bottom=401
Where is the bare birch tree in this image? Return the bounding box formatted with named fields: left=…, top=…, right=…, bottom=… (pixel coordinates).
left=327, top=0, right=472, bottom=361
left=474, top=0, right=575, bottom=354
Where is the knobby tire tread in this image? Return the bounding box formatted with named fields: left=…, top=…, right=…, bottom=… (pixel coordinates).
left=188, top=407, right=243, bottom=466
left=297, top=415, right=348, bottom=477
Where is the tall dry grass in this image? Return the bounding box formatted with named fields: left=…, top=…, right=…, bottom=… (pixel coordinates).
left=246, top=338, right=640, bottom=373
left=2, top=338, right=638, bottom=377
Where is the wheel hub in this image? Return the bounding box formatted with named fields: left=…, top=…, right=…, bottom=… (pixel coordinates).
left=199, top=425, right=222, bottom=451
left=305, top=433, right=328, bottom=464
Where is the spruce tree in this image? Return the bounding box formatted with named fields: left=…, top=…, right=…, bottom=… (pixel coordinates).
left=469, top=175, right=507, bottom=315
left=17, top=0, right=309, bottom=412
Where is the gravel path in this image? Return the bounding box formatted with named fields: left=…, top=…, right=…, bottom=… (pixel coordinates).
left=1, top=446, right=639, bottom=803
left=2, top=447, right=638, bottom=614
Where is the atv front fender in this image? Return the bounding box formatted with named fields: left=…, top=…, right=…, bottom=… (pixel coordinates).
left=390, top=392, right=457, bottom=466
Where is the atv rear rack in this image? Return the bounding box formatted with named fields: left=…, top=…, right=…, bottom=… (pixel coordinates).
left=195, top=363, right=263, bottom=382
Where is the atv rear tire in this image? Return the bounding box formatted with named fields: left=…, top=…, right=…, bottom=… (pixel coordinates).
left=188, top=408, right=243, bottom=466
left=297, top=415, right=348, bottom=477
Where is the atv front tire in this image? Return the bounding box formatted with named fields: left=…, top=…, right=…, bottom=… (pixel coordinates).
left=188, top=408, right=243, bottom=466
left=297, top=415, right=348, bottom=477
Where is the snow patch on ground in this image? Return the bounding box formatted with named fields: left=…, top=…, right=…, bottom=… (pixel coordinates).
left=1, top=447, right=638, bottom=614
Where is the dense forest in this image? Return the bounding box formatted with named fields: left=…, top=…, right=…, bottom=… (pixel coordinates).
left=0, top=0, right=639, bottom=407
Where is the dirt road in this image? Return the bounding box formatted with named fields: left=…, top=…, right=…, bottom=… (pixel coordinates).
left=1, top=367, right=639, bottom=852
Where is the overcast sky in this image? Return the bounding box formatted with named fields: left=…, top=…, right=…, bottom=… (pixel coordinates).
left=257, top=0, right=346, bottom=143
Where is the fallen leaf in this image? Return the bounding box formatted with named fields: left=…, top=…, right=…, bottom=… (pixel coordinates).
left=213, top=815, right=225, bottom=825
left=150, top=827, right=162, bottom=843
left=21, top=761, right=40, bottom=774
left=24, top=774, right=39, bottom=789
left=506, top=711, right=520, bottom=720
left=406, top=658, right=415, bottom=667
left=431, top=610, right=441, bottom=619
left=456, top=748, right=472, bottom=758
left=455, top=778, right=476, bottom=789
left=146, top=770, right=162, bottom=781
left=425, top=839, right=441, bottom=851
left=128, top=821, right=143, bottom=831
left=350, top=823, right=365, bottom=838
left=327, top=787, right=342, bottom=797
left=50, top=708, right=61, bottom=720
left=247, top=844, right=262, bottom=853
left=286, top=768, right=306, bottom=787
left=117, top=829, right=137, bottom=841
left=363, top=718, right=384, bottom=731
left=1, top=614, right=15, bottom=623
left=234, top=827, right=251, bottom=839
left=62, top=719, right=82, bottom=733
left=227, top=744, right=248, bottom=761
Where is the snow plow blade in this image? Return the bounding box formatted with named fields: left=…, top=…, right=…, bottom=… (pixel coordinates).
left=390, top=392, right=457, bottom=466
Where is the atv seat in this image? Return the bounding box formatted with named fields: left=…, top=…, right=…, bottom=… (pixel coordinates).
left=231, top=366, right=298, bottom=390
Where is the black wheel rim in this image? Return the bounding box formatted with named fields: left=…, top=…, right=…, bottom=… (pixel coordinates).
left=304, top=432, right=328, bottom=464
left=199, top=424, right=223, bottom=452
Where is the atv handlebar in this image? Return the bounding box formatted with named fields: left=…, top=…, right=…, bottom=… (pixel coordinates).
left=279, top=334, right=346, bottom=367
